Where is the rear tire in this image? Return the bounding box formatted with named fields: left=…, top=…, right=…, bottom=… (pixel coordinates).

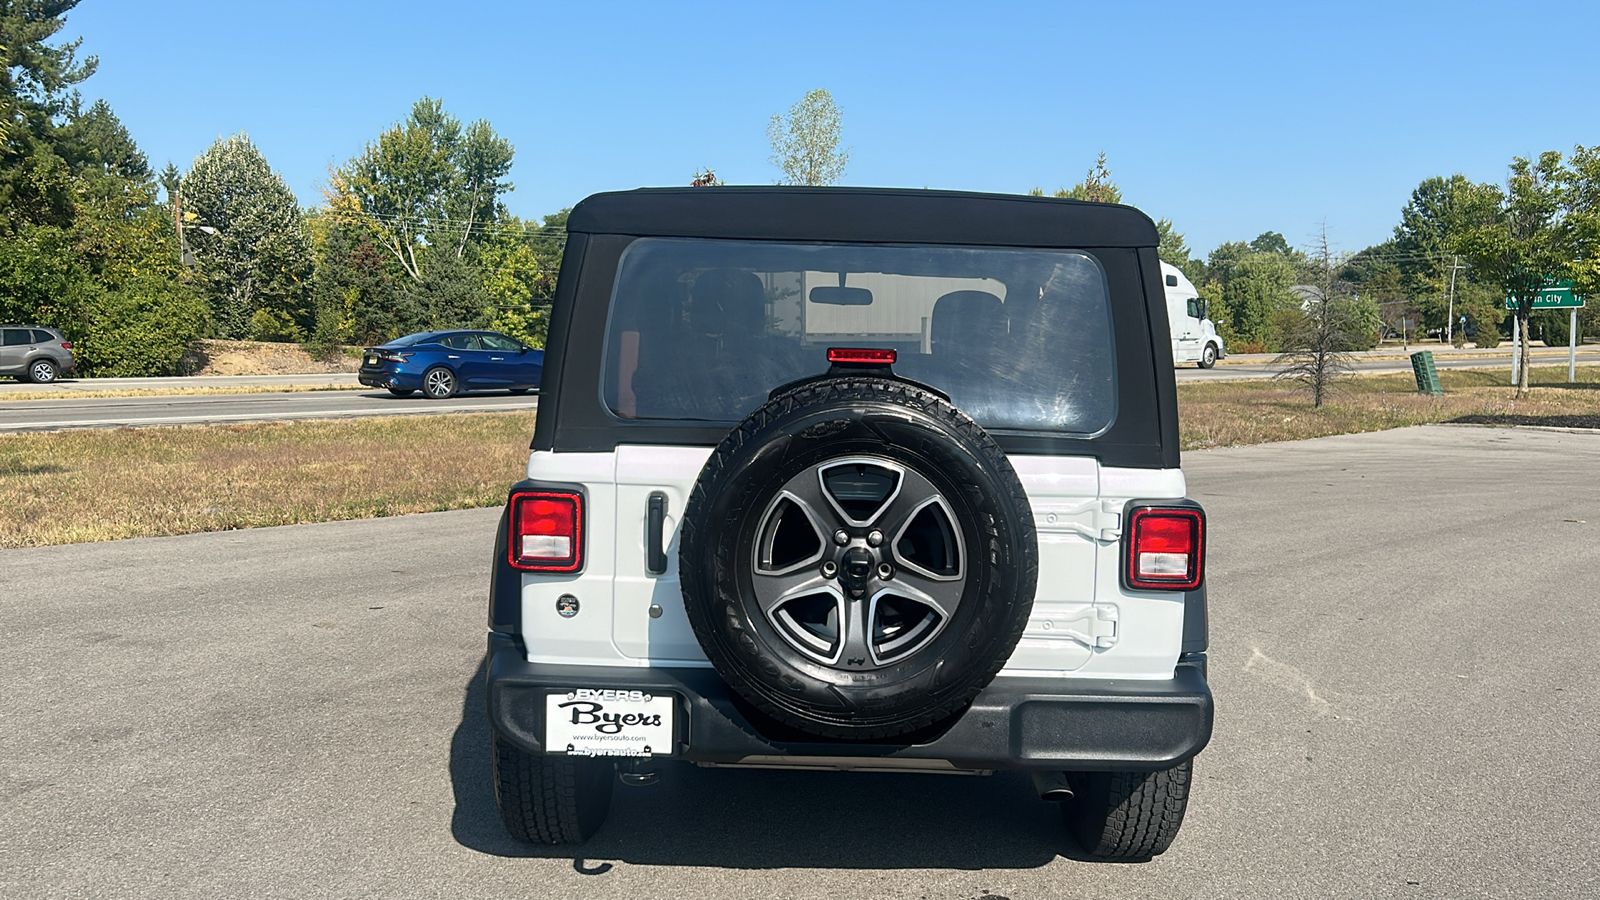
left=387, top=388, right=415, bottom=397
left=492, top=731, right=615, bottom=844
left=1198, top=344, right=1217, bottom=369
left=27, top=358, right=57, bottom=384
left=422, top=366, right=456, bottom=399
left=1064, top=761, right=1193, bottom=860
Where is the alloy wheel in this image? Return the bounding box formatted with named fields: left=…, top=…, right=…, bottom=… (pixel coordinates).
left=749, top=456, right=965, bottom=669
left=424, top=368, right=455, bottom=398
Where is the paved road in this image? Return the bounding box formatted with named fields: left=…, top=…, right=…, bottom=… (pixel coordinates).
left=3, top=426, right=1598, bottom=899
left=0, top=389, right=537, bottom=433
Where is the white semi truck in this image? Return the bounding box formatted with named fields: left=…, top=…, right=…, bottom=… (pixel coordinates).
left=1161, top=261, right=1225, bottom=368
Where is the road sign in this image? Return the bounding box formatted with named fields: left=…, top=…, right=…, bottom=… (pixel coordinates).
left=1506, top=280, right=1585, bottom=310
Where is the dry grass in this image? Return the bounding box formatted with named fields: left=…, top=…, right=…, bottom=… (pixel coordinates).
left=0, top=383, right=364, bottom=402
left=1179, top=365, right=1600, bottom=450
left=0, top=413, right=533, bottom=548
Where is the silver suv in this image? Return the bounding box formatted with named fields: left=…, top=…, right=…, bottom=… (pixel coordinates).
left=0, top=326, right=74, bottom=383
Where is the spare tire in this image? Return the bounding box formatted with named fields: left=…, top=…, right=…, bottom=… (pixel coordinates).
left=679, top=375, right=1037, bottom=740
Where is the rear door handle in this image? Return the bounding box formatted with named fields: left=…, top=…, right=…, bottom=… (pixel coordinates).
left=646, top=492, right=669, bottom=575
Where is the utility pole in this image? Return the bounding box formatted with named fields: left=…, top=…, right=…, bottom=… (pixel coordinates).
left=1444, top=255, right=1466, bottom=344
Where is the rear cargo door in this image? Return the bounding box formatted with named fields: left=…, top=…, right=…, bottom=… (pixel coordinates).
left=611, top=445, right=715, bottom=663
left=1001, top=455, right=1105, bottom=674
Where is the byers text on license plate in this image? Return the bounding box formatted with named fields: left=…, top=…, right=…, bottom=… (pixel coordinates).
left=545, top=689, right=674, bottom=757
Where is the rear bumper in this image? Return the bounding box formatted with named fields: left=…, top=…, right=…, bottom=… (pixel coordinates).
left=358, top=368, right=421, bottom=390
left=485, top=632, right=1212, bottom=772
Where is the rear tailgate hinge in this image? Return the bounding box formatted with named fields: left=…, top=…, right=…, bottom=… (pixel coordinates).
left=1035, top=499, right=1123, bottom=542
left=1028, top=605, right=1119, bottom=649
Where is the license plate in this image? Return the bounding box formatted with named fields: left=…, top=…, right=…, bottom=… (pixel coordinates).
left=364, top=356, right=378, bottom=366
left=545, top=689, right=674, bottom=757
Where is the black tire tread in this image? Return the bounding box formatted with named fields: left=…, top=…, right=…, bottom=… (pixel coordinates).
left=679, top=375, right=1037, bottom=740
left=491, top=731, right=612, bottom=845
left=1066, top=760, right=1192, bottom=860
left=423, top=366, right=455, bottom=399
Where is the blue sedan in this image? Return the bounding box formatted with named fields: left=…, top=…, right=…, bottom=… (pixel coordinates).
left=358, top=330, right=544, bottom=398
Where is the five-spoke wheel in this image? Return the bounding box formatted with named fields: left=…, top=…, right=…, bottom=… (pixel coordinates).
left=751, top=457, right=964, bottom=669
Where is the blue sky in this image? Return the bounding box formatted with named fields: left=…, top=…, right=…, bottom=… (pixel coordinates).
left=63, top=0, right=1600, bottom=256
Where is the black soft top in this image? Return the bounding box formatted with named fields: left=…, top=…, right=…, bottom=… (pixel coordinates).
left=566, top=187, right=1158, bottom=248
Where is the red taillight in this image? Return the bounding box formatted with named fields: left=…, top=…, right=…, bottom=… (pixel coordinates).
left=1126, top=507, right=1204, bottom=591
left=827, top=347, right=897, bottom=365
left=60, top=341, right=72, bottom=349
left=377, top=350, right=413, bottom=363
left=509, top=491, right=583, bottom=572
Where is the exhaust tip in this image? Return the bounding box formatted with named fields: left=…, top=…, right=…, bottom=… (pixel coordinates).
left=1031, top=770, right=1074, bottom=802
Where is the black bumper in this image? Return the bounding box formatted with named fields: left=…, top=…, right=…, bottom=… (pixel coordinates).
left=485, top=633, right=1213, bottom=772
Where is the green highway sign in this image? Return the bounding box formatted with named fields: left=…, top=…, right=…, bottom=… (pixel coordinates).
left=1506, top=280, right=1585, bottom=310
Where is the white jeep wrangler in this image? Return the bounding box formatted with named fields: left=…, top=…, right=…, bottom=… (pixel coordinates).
left=485, top=187, right=1212, bottom=860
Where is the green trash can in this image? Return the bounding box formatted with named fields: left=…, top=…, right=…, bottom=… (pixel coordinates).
left=1410, top=351, right=1443, bottom=396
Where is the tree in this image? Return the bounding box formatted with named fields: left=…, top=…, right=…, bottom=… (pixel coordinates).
left=1033, top=152, right=1124, bottom=204
left=476, top=215, right=559, bottom=348
left=767, top=88, right=849, bottom=186
left=0, top=3, right=209, bottom=376
left=1563, top=144, right=1600, bottom=345
left=331, top=97, right=514, bottom=282
left=1453, top=152, right=1573, bottom=395
left=445, top=118, right=515, bottom=258
left=305, top=209, right=407, bottom=349
left=58, top=98, right=148, bottom=181
left=1225, top=252, right=1300, bottom=349
left=181, top=133, right=313, bottom=340
left=1273, top=229, right=1362, bottom=408
left=1201, top=241, right=1300, bottom=350
left=403, top=249, right=488, bottom=332
left=1063, top=152, right=1121, bottom=203
left=0, top=0, right=97, bottom=229
left=1390, top=175, right=1501, bottom=336
left=1156, top=218, right=1189, bottom=267
left=1249, top=231, right=1290, bottom=256
left=1205, top=240, right=1253, bottom=286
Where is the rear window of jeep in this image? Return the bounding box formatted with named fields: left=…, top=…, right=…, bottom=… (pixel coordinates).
left=601, top=238, right=1117, bottom=433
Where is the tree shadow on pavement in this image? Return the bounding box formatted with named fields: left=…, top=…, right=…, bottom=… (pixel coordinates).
left=448, top=654, right=1071, bottom=869
left=1449, top=412, right=1600, bottom=427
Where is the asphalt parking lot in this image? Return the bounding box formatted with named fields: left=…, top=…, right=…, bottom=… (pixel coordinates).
left=3, top=425, right=1596, bottom=899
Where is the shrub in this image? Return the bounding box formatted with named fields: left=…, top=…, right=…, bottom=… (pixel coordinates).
left=74, top=274, right=210, bottom=376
